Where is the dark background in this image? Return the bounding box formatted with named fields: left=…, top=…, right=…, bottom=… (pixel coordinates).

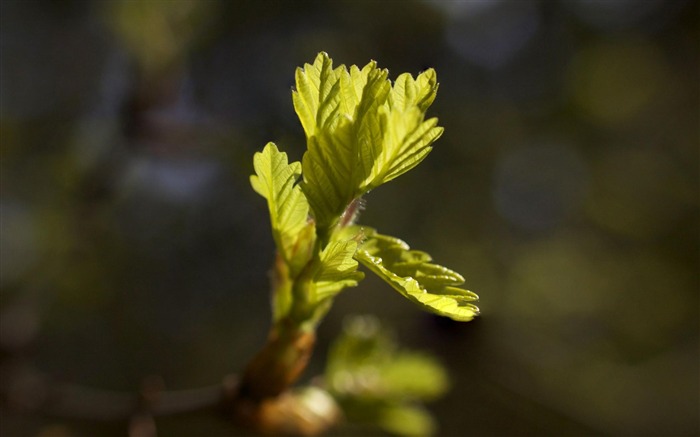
left=1, top=0, right=698, bottom=435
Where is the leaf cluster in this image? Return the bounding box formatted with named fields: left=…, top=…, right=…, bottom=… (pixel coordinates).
left=294, top=52, right=442, bottom=234
left=250, top=52, right=479, bottom=327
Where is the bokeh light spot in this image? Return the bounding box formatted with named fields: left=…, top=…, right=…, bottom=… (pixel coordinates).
left=569, top=40, right=668, bottom=125
left=584, top=147, right=694, bottom=239
left=493, top=143, right=589, bottom=231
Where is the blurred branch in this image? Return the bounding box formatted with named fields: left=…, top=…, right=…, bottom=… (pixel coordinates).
left=1, top=365, right=235, bottom=421
left=1, top=331, right=340, bottom=436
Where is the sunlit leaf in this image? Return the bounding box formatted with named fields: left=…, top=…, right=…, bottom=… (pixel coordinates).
left=361, top=109, right=443, bottom=191
left=292, top=52, right=342, bottom=138
left=355, top=228, right=479, bottom=321
left=297, top=56, right=391, bottom=232
left=250, top=143, right=314, bottom=273
left=293, top=53, right=444, bottom=234
left=389, top=69, right=439, bottom=113
left=293, top=54, right=353, bottom=230
left=351, top=63, right=391, bottom=189
left=359, top=68, right=442, bottom=191
left=314, top=240, right=364, bottom=300
left=301, top=118, right=357, bottom=231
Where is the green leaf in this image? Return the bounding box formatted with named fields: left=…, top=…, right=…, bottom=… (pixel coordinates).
left=389, top=69, right=439, bottom=113
left=380, top=352, right=449, bottom=401
left=313, top=240, right=364, bottom=300
left=326, top=315, right=393, bottom=394
left=325, top=316, right=445, bottom=436
left=361, top=108, right=443, bottom=191
left=250, top=142, right=314, bottom=273
left=350, top=63, right=391, bottom=188
left=378, top=404, right=436, bottom=437
left=292, top=52, right=342, bottom=138
left=325, top=315, right=448, bottom=401
left=293, top=53, right=443, bottom=234
left=301, top=118, right=357, bottom=232
left=358, top=68, right=442, bottom=191
left=297, top=57, right=391, bottom=232
left=355, top=228, right=479, bottom=321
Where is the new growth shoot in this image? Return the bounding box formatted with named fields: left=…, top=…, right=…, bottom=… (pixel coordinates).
left=251, top=52, right=479, bottom=330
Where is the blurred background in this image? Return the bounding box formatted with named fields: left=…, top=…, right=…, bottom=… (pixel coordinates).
left=1, top=0, right=698, bottom=435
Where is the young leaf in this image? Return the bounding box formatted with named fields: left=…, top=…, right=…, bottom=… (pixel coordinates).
left=313, top=240, right=364, bottom=301
left=301, top=118, right=357, bottom=231
left=389, top=69, right=439, bottom=113
left=293, top=54, right=445, bottom=234
left=298, top=58, right=391, bottom=232
left=327, top=317, right=449, bottom=401
left=380, top=352, right=449, bottom=401
left=353, top=64, right=391, bottom=190
left=250, top=142, right=314, bottom=273
left=325, top=315, right=446, bottom=436
left=361, top=108, right=443, bottom=191
left=354, top=228, right=479, bottom=322
left=292, top=52, right=342, bottom=138
left=293, top=54, right=354, bottom=231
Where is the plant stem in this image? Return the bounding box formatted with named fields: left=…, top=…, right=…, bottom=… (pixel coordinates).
left=235, top=318, right=316, bottom=402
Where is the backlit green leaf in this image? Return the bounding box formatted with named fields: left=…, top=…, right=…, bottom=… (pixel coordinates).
left=296, top=55, right=391, bottom=232
left=359, top=68, right=442, bottom=191
left=351, top=63, right=391, bottom=191
left=250, top=142, right=314, bottom=273
left=361, top=109, right=443, bottom=191
left=292, top=52, right=342, bottom=138
left=389, top=69, right=439, bottom=113
left=301, top=118, right=357, bottom=231
left=355, top=228, right=479, bottom=321
left=293, top=53, right=444, bottom=235
left=313, top=240, right=364, bottom=300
